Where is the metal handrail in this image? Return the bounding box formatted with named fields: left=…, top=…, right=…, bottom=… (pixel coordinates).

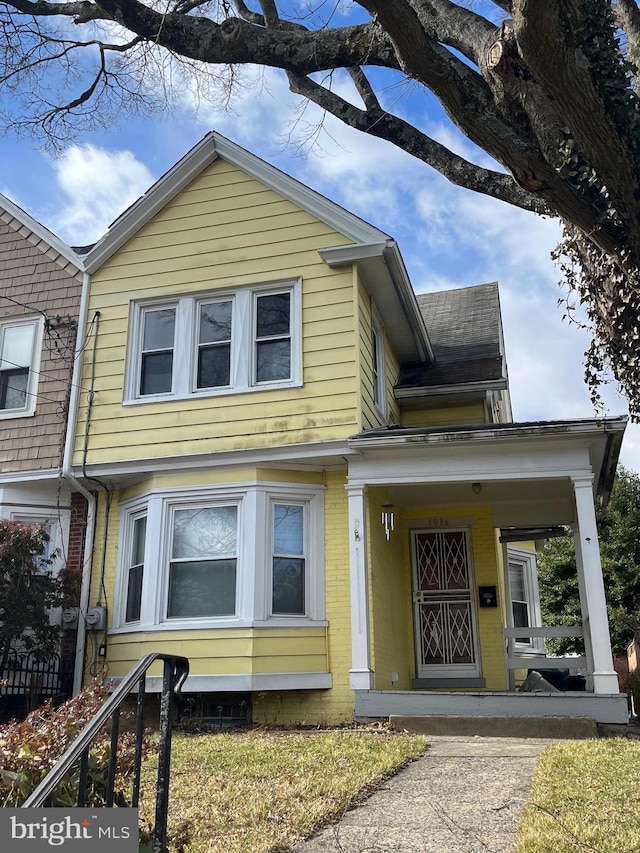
left=22, top=653, right=189, bottom=853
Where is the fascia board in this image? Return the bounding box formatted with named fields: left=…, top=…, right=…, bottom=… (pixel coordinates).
left=395, top=378, right=508, bottom=400
left=348, top=417, right=628, bottom=450
left=0, top=193, right=83, bottom=270
left=319, top=241, right=433, bottom=364
left=83, top=131, right=393, bottom=274
left=212, top=133, right=391, bottom=245
left=83, top=135, right=220, bottom=274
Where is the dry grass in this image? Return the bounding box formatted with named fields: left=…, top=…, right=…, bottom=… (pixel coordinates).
left=516, top=738, right=640, bottom=853
left=139, top=727, right=427, bottom=852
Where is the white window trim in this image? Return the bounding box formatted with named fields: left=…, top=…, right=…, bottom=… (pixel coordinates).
left=124, top=280, right=302, bottom=404
left=507, top=546, right=544, bottom=654
left=371, top=310, right=385, bottom=417
left=112, top=481, right=325, bottom=632
left=8, top=509, right=70, bottom=577
left=0, top=316, right=44, bottom=419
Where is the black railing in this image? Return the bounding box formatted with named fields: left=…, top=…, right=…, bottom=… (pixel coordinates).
left=21, top=653, right=189, bottom=853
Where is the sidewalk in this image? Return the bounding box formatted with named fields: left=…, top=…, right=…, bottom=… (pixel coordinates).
left=291, top=736, right=560, bottom=853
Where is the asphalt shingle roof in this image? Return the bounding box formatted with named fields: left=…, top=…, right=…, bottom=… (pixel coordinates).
left=397, top=282, right=505, bottom=389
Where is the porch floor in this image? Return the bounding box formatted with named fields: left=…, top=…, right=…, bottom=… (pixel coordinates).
left=355, top=688, right=629, bottom=725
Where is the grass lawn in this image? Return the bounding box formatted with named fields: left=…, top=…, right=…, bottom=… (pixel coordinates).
left=139, top=728, right=427, bottom=853
left=516, top=738, right=640, bottom=853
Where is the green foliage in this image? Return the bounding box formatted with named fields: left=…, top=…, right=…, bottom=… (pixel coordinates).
left=538, top=466, right=640, bottom=653
left=0, top=519, right=65, bottom=672
left=0, top=680, right=157, bottom=806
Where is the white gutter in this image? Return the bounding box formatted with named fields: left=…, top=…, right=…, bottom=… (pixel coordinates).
left=61, top=270, right=97, bottom=696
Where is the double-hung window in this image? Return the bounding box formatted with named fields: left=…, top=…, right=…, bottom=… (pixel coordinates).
left=0, top=317, right=42, bottom=417
left=125, top=515, right=146, bottom=623
left=507, top=547, right=544, bottom=654
left=127, top=281, right=300, bottom=402
left=271, top=502, right=306, bottom=616
left=371, top=312, right=385, bottom=414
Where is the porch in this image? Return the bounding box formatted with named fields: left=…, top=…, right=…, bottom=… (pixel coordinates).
left=345, top=418, right=628, bottom=724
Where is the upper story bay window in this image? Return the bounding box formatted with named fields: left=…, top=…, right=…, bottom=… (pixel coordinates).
left=126, top=280, right=301, bottom=404
left=0, top=317, right=43, bottom=418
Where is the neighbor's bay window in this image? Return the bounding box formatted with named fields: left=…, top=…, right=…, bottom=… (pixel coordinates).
left=115, top=483, right=324, bottom=631
left=127, top=280, right=300, bottom=402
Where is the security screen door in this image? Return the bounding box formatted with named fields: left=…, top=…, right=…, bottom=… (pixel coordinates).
left=412, top=529, right=480, bottom=678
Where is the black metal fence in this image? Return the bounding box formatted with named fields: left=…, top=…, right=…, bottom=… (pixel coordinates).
left=0, top=649, right=73, bottom=722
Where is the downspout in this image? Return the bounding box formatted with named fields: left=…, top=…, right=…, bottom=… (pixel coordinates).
left=61, top=269, right=97, bottom=696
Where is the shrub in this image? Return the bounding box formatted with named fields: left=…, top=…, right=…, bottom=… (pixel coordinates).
left=0, top=679, right=157, bottom=806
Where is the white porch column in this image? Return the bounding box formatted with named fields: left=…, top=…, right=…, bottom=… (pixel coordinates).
left=571, top=523, right=595, bottom=691
left=346, top=484, right=374, bottom=690
left=572, top=476, right=619, bottom=694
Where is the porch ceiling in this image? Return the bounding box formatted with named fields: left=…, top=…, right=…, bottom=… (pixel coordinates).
left=386, top=478, right=576, bottom=527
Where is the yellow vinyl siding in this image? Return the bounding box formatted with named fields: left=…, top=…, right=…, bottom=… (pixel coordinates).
left=357, top=280, right=401, bottom=430
left=74, top=158, right=360, bottom=466
left=401, top=401, right=488, bottom=428
left=106, top=628, right=328, bottom=680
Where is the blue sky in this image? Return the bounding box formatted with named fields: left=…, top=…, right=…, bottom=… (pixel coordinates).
left=1, top=58, right=638, bottom=471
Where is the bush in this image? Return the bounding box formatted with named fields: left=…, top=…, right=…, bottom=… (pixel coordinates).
left=0, top=679, right=157, bottom=806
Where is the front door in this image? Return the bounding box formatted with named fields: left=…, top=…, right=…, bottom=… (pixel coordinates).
left=412, top=529, right=480, bottom=678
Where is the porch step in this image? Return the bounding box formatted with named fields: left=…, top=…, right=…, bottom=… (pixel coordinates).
left=389, top=714, right=599, bottom=739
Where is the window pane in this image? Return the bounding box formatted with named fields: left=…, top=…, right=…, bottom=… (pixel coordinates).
left=172, top=506, right=237, bottom=559
left=256, top=340, right=291, bottom=382
left=256, top=293, right=290, bottom=337
left=132, top=517, right=147, bottom=567
left=274, top=504, right=303, bottom=555
left=126, top=565, right=143, bottom=622
left=1, top=368, right=28, bottom=409
left=509, top=564, right=526, bottom=601
left=272, top=558, right=305, bottom=615
left=168, top=559, right=237, bottom=617
left=143, top=309, right=175, bottom=350
left=197, top=344, right=231, bottom=388
left=200, top=301, right=232, bottom=344
left=140, top=351, right=173, bottom=395
left=1, top=324, right=34, bottom=369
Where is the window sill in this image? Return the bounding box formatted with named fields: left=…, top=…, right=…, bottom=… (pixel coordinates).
left=122, top=379, right=303, bottom=406
left=109, top=618, right=329, bottom=634
left=0, top=408, right=36, bottom=420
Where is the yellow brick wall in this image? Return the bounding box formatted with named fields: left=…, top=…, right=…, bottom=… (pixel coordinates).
left=367, top=487, right=414, bottom=690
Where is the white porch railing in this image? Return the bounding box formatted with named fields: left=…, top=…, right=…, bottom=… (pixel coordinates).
left=502, top=626, right=587, bottom=674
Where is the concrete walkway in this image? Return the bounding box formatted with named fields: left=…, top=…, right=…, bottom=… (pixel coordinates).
left=291, top=736, right=560, bottom=853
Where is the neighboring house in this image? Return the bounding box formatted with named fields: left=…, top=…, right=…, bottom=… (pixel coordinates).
left=0, top=194, right=89, bottom=707
left=64, top=133, right=627, bottom=725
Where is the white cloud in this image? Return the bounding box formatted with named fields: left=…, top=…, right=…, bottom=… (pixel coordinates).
left=44, top=145, right=155, bottom=245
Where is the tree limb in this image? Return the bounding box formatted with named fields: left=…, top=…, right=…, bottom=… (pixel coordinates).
left=287, top=70, right=548, bottom=214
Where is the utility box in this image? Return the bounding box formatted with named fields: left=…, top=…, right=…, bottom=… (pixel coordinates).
left=61, top=607, right=79, bottom=630
left=86, top=606, right=107, bottom=631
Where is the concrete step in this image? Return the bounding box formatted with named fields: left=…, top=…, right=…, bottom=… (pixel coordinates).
left=389, top=714, right=599, bottom=739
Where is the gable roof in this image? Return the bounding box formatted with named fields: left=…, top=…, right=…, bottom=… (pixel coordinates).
left=0, top=192, right=83, bottom=274
left=81, top=131, right=432, bottom=362
left=395, top=282, right=507, bottom=395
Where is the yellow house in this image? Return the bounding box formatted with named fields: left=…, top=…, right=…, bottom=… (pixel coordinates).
left=67, top=133, right=628, bottom=726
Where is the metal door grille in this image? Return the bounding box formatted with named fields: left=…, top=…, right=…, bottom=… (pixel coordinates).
left=414, top=531, right=476, bottom=669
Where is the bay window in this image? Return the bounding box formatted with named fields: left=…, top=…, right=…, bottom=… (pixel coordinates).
left=114, top=482, right=324, bottom=630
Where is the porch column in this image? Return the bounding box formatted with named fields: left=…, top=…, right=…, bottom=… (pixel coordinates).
left=572, top=476, right=619, bottom=694
left=571, top=522, right=595, bottom=691
left=346, top=484, right=374, bottom=690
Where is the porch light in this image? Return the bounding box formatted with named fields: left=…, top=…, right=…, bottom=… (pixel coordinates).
left=381, top=502, right=395, bottom=540
left=472, top=482, right=482, bottom=495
